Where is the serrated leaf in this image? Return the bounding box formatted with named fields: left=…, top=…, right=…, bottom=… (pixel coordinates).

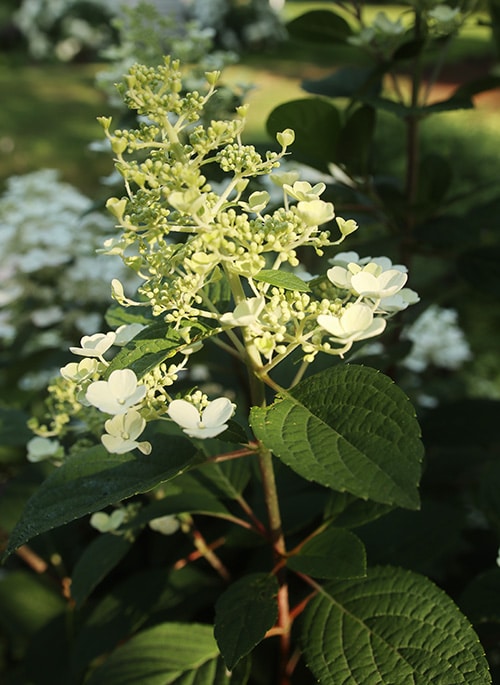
left=253, top=269, right=311, bottom=292
left=215, top=573, right=278, bottom=670
left=105, top=302, right=152, bottom=328
left=301, top=566, right=492, bottom=684
left=4, top=440, right=197, bottom=558
left=250, top=365, right=423, bottom=510
left=287, top=527, right=366, bottom=579
left=85, top=622, right=220, bottom=685
left=105, top=321, right=216, bottom=379
left=70, top=534, right=133, bottom=607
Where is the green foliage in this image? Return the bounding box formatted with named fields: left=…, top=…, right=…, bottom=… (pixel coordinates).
left=2, top=1, right=500, bottom=682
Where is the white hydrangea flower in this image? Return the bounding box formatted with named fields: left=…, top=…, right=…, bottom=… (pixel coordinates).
left=317, top=303, right=386, bottom=344
left=402, top=305, right=472, bottom=372
left=69, top=332, right=116, bottom=360
left=220, top=297, right=265, bottom=327
left=327, top=262, right=408, bottom=299
left=148, top=515, right=181, bottom=535
left=101, top=409, right=151, bottom=455
left=26, top=436, right=62, bottom=462
left=167, top=397, right=235, bottom=439
left=60, top=357, right=99, bottom=383
left=86, top=369, right=146, bottom=414
left=90, top=509, right=126, bottom=533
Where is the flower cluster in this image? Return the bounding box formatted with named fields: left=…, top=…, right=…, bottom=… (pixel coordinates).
left=402, top=304, right=471, bottom=372
left=0, top=169, right=137, bottom=389
left=28, top=57, right=417, bottom=459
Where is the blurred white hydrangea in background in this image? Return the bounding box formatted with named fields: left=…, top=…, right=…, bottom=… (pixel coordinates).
left=402, top=304, right=472, bottom=373
left=0, top=169, right=137, bottom=387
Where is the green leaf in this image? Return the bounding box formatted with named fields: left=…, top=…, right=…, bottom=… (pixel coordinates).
left=105, top=302, right=152, bottom=329
left=458, top=246, right=500, bottom=296
left=129, top=491, right=232, bottom=529
left=301, top=566, right=492, bottom=684
left=324, top=492, right=393, bottom=529
left=0, top=571, right=66, bottom=641
left=286, top=9, right=352, bottom=43
left=303, top=66, right=381, bottom=100
left=85, top=622, right=221, bottom=685
left=70, top=533, right=133, bottom=608
left=287, top=527, right=366, bottom=579
left=266, top=98, right=341, bottom=169
left=194, top=457, right=252, bottom=500
left=416, top=153, right=452, bottom=208
left=250, top=365, right=423, bottom=510
left=0, top=407, right=32, bottom=446
left=105, top=320, right=215, bottom=379
left=4, top=440, right=198, bottom=558
left=459, top=569, right=500, bottom=625
left=253, top=269, right=311, bottom=292
left=214, top=573, right=278, bottom=670
left=337, top=105, right=376, bottom=176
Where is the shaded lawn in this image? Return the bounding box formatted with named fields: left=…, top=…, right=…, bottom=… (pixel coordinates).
left=0, top=63, right=113, bottom=196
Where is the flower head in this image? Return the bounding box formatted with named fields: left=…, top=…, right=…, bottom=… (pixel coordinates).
left=86, top=369, right=146, bottom=415
left=167, top=397, right=235, bottom=439
left=69, top=332, right=116, bottom=360
left=101, top=409, right=151, bottom=454
left=317, top=303, right=386, bottom=344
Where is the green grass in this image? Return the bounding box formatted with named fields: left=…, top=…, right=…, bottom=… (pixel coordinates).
left=0, top=63, right=113, bottom=195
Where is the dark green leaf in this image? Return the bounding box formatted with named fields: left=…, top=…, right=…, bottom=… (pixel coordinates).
left=286, top=10, right=352, bottom=44
left=458, top=246, right=500, bottom=296
left=358, top=499, right=464, bottom=578
left=214, top=573, right=278, bottom=669
left=105, top=302, right=152, bottom=329
left=71, top=567, right=217, bottom=678
left=104, top=323, right=189, bottom=379
left=85, top=622, right=220, bottom=685
left=459, top=569, right=500, bottom=625
left=302, top=66, right=381, bottom=99
left=287, top=527, right=366, bottom=579
left=128, top=491, right=231, bottom=530
left=250, top=365, right=423, bottom=509
left=421, top=399, right=500, bottom=447
left=337, top=105, right=376, bottom=175
left=301, top=566, right=491, bottom=684
left=253, top=269, right=311, bottom=292
left=0, top=407, right=32, bottom=446
left=0, top=571, right=65, bottom=641
left=194, top=457, right=252, bottom=500
left=324, top=492, right=393, bottom=529
left=416, top=153, right=452, bottom=207
left=452, top=75, right=500, bottom=100
left=266, top=98, right=341, bottom=169
left=70, top=534, right=133, bottom=608
left=4, top=440, right=198, bottom=558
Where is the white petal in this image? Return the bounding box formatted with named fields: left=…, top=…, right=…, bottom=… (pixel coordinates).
left=167, top=399, right=200, bottom=429
left=202, top=397, right=235, bottom=428
left=108, top=369, right=139, bottom=399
